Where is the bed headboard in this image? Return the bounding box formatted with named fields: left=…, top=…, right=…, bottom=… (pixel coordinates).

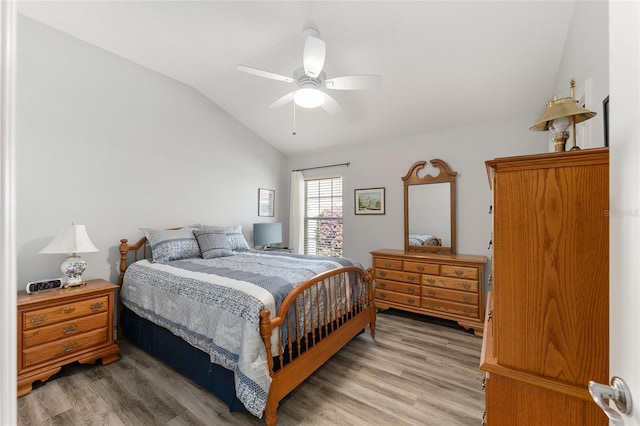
left=118, top=236, right=151, bottom=285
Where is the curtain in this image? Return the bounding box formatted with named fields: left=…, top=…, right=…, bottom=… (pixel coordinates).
left=289, top=171, right=304, bottom=254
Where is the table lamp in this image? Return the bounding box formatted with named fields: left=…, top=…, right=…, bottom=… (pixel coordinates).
left=530, top=79, right=597, bottom=152
left=40, top=223, right=99, bottom=287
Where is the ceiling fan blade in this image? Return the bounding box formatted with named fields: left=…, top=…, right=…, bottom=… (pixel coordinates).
left=325, top=75, right=382, bottom=90
left=320, top=93, right=341, bottom=115
left=303, top=36, right=326, bottom=78
left=236, top=65, right=295, bottom=83
left=269, top=91, right=295, bottom=109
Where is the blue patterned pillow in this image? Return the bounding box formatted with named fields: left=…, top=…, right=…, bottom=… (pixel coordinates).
left=203, top=225, right=250, bottom=251
left=141, top=227, right=201, bottom=263
left=193, top=229, right=235, bottom=259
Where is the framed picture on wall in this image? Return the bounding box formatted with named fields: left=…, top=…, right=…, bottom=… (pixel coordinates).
left=354, top=187, right=385, bottom=215
left=258, top=188, right=275, bottom=217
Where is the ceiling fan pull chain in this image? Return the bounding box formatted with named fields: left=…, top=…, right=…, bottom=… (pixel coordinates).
left=292, top=101, right=297, bottom=135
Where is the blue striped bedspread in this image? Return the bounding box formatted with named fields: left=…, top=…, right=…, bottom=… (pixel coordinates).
left=120, top=250, right=360, bottom=417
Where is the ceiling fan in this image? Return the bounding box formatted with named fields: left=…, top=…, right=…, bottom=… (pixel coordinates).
left=236, top=28, right=381, bottom=115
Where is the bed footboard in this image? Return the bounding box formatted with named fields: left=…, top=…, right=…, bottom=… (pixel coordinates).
left=259, top=266, right=375, bottom=426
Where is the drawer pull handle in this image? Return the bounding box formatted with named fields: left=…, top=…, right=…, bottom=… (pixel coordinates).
left=379, top=271, right=387, bottom=278
left=90, top=302, right=104, bottom=312
left=378, top=293, right=387, bottom=299
left=64, top=307, right=75, bottom=314
left=463, top=296, right=472, bottom=303
left=428, top=302, right=436, bottom=309
left=407, top=276, right=416, bottom=282
left=30, top=314, right=47, bottom=325
left=384, top=262, right=391, bottom=268
left=379, top=282, right=387, bottom=289
left=482, top=377, right=486, bottom=390
left=427, top=290, right=436, bottom=296
left=417, top=265, right=424, bottom=272
left=62, top=342, right=77, bottom=353
left=407, top=287, right=415, bottom=294
left=462, top=282, right=471, bottom=290
left=454, top=269, right=464, bottom=276
left=463, top=308, right=471, bottom=314
left=407, top=298, right=415, bottom=304
left=426, top=278, right=435, bottom=285
left=62, top=325, right=78, bottom=335
left=488, top=309, right=493, bottom=321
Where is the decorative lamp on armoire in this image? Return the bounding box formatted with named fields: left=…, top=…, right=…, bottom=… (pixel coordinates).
left=530, top=79, right=597, bottom=152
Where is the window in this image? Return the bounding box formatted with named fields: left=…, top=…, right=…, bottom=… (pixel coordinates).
left=304, top=177, right=343, bottom=257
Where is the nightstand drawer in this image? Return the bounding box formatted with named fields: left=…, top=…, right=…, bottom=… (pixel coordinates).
left=441, top=265, right=478, bottom=280
left=423, top=275, right=478, bottom=293
left=376, top=290, right=420, bottom=307
left=374, top=258, right=403, bottom=271
left=375, top=279, right=420, bottom=296
left=404, top=261, right=439, bottom=274
left=22, top=295, right=109, bottom=330
left=23, top=312, right=108, bottom=348
left=22, top=327, right=108, bottom=368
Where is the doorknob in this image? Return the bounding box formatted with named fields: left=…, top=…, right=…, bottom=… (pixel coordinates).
left=588, top=376, right=632, bottom=426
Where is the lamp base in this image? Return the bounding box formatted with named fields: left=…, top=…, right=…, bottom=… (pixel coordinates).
left=553, top=132, right=568, bottom=152
left=61, top=255, right=87, bottom=288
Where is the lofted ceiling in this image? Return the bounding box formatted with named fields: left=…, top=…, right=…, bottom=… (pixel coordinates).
left=17, top=1, right=576, bottom=157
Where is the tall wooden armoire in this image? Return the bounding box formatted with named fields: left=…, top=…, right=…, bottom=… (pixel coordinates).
left=481, top=148, right=609, bottom=425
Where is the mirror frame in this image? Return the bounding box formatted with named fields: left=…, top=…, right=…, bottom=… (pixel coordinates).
left=403, top=159, right=457, bottom=254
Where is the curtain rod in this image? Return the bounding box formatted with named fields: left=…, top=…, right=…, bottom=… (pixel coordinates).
left=292, top=162, right=350, bottom=172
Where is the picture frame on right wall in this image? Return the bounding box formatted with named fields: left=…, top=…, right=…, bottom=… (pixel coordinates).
left=354, top=187, right=385, bottom=215
left=603, top=95, right=609, bottom=147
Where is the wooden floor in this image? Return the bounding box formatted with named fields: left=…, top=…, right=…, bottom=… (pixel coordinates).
left=17, top=310, right=485, bottom=426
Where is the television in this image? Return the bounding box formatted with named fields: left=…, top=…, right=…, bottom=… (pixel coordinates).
left=253, top=222, right=283, bottom=249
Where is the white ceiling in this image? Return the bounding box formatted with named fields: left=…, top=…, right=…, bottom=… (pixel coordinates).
left=18, top=1, right=576, bottom=157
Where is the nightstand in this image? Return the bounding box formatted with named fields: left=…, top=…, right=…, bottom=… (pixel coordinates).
left=17, top=279, right=120, bottom=397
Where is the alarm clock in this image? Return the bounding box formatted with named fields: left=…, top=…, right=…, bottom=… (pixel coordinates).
left=26, top=278, right=64, bottom=294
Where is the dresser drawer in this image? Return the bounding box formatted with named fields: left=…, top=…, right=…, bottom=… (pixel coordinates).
left=404, top=261, right=439, bottom=275
left=422, top=297, right=479, bottom=318
left=375, top=279, right=420, bottom=296
left=423, top=275, right=478, bottom=293
left=422, top=287, right=478, bottom=305
left=374, top=258, right=403, bottom=271
left=22, top=296, right=109, bottom=330
left=21, top=327, right=108, bottom=368
left=441, top=265, right=478, bottom=280
left=376, top=290, right=420, bottom=308
left=376, top=269, right=420, bottom=284
left=23, top=312, right=108, bottom=349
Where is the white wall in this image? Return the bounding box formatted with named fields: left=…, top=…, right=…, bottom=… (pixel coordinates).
left=15, top=16, right=287, bottom=289
left=550, top=0, right=609, bottom=151
left=288, top=114, right=547, bottom=272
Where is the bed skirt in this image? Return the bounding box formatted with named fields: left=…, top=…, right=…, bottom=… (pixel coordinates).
left=120, top=306, right=366, bottom=414
left=120, top=306, right=248, bottom=412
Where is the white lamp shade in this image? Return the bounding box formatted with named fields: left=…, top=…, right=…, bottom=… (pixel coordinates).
left=40, top=224, right=99, bottom=254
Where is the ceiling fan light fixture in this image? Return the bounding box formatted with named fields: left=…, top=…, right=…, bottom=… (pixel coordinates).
left=294, top=88, right=325, bottom=108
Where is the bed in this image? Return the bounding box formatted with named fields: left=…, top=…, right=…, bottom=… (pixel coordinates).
left=117, top=226, right=375, bottom=425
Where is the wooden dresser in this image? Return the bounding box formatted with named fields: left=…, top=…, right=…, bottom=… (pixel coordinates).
left=481, top=148, right=609, bottom=425
left=17, top=279, right=120, bottom=397
left=371, top=249, right=487, bottom=335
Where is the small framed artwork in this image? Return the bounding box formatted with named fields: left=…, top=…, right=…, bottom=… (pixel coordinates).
left=355, top=187, right=385, bottom=215
left=258, top=188, right=275, bottom=217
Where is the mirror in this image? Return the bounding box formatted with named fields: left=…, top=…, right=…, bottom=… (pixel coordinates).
left=403, top=159, right=457, bottom=253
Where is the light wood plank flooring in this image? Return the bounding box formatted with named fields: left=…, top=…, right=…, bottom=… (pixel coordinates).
left=18, top=310, right=485, bottom=425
